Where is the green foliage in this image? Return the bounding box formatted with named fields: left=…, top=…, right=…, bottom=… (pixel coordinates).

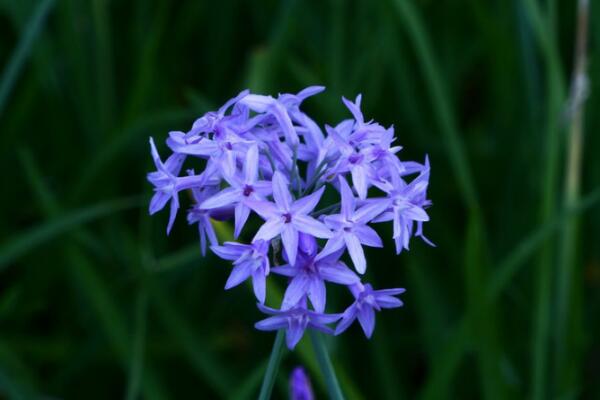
left=1, top=0, right=599, bottom=398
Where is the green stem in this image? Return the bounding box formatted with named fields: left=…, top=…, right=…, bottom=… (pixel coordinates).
left=309, top=330, right=345, bottom=400
left=258, top=330, right=286, bottom=400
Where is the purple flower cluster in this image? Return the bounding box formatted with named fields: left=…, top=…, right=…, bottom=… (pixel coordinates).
left=147, top=87, right=432, bottom=349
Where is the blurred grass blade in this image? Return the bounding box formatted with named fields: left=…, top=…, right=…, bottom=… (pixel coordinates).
left=0, top=196, right=142, bottom=270
left=231, top=360, right=268, bottom=400
left=309, top=331, right=345, bottom=400
left=125, top=286, right=149, bottom=400
left=0, top=0, right=55, bottom=118
left=489, top=188, right=600, bottom=300
left=390, top=0, right=478, bottom=210
left=257, top=330, right=286, bottom=400
left=554, top=0, right=590, bottom=394
left=67, top=248, right=168, bottom=400
left=521, top=1, right=566, bottom=397
left=150, top=284, right=235, bottom=398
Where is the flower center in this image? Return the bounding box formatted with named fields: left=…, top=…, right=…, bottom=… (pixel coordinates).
left=348, top=153, right=362, bottom=164
left=283, top=213, right=292, bottom=223
left=243, top=185, right=254, bottom=197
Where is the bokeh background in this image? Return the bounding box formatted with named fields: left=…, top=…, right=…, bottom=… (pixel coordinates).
left=1, top=0, right=599, bottom=399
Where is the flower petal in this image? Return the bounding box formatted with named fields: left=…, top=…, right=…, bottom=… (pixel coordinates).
left=308, top=277, right=326, bottom=313
left=255, top=315, right=288, bottom=331
left=224, top=263, right=252, bottom=289
left=344, top=233, right=366, bottom=274
left=338, top=176, right=356, bottom=219
left=272, top=171, right=292, bottom=210
left=234, top=203, right=251, bottom=238
left=291, top=186, right=325, bottom=215
left=281, top=224, right=299, bottom=266
left=319, top=263, right=360, bottom=285
left=244, top=144, right=259, bottom=183
left=351, top=165, right=368, bottom=200
left=254, top=218, right=285, bottom=241
left=252, top=270, right=266, bottom=304
left=353, top=200, right=390, bottom=224
left=245, top=200, right=279, bottom=220
left=201, top=187, right=241, bottom=209
left=292, top=215, right=332, bottom=239
left=353, top=225, right=383, bottom=248
left=282, top=274, right=310, bottom=310
left=357, top=305, right=376, bottom=338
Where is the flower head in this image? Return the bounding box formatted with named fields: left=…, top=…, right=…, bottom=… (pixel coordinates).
left=147, top=87, right=432, bottom=345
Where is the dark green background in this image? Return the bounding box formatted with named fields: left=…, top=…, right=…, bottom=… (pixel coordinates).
left=1, top=0, right=599, bottom=399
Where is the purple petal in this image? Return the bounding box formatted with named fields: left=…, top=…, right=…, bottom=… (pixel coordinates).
left=292, top=215, right=332, bottom=239
left=316, top=234, right=345, bottom=261
left=149, top=192, right=170, bottom=215
left=255, top=315, right=288, bottom=331
left=224, top=263, right=252, bottom=289
left=234, top=203, right=251, bottom=238
left=252, top=270, right=266, bottom=304
left=149, top=137, right=167, bottom=173
left=334, top=304, right=358, bottom=335
left=272, top=102, right=299, bottom=147
left=338, top=176, right=356, bottom=219
left=291, top=186, right=325, bottom=215
left=342, top=95, right=364, bottom=125
left=319, top=263, right=360, bottom=285
left=357, top=305, right=376, bottom=338
left=240, top=94, right=274, bottom=112
left=245, top=199, right=279, bottom=220
left=282, top=275, right=310, bottom=310
left=375, top=295, right=403, bottom=309
left=286, top=320, right=307, bottom=349
left=166, top=193, right=179, bottom=235
left=344, top=233, right=366, bottom=274
left=353, top=225, right=383, bottom=248
left=270, top=264, right=297, bottom=277
left=272, top=171, right=292, bottom=210
left=308, top=277, right=326, bottom=313
left=254, top=218, right=285, bottom=241
left=298, top=232, right=317, bottom=256
left=244, top=144, right=259, bottom=183
left=210, top=243, right=247, bottom=260
left=374, top=288, right=406, bottom=296
left=404, top=204, right=429, bottom=222
left=281, top=224, right=299, bottom=266
left=203, top=216, right=218, bottom=246
left=200, top=187, right=241, bottom=209
left=353, top=200, right=390, bottom=224
left=351, top=165, right=368, bottom=200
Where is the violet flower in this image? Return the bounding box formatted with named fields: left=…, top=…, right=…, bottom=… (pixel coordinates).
left=272, top=235, right=359, bottom=312
left=200, top=145, right=272, bottom=238
left=255, top=301, right=341, bottom=349
left=211, top=240, right=270, bottom=303
left=319, top=176, right=389, bottom=273
left=246, top=171, right=332, bottom=265
left=335, top=283, right=406, bottom=338
left=147, top=86, right=432, bottom=346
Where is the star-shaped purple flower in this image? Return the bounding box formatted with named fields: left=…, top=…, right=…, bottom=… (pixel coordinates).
left=148, top=138, right=211, bottom=234
left=200, top=145, right=272, bottom=238
left=246, top=171, right=332, bottom=265
left=335, top=283, right=405, bottom=338
left=318, top=176, right=389, bottom=274
left=272, top=235, right=359, bottom=312
left=255, top=301, right=341, bottom=349
left=211, top=240, right=270, bottom=303
left=373, top=157, right=432, bottom=253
